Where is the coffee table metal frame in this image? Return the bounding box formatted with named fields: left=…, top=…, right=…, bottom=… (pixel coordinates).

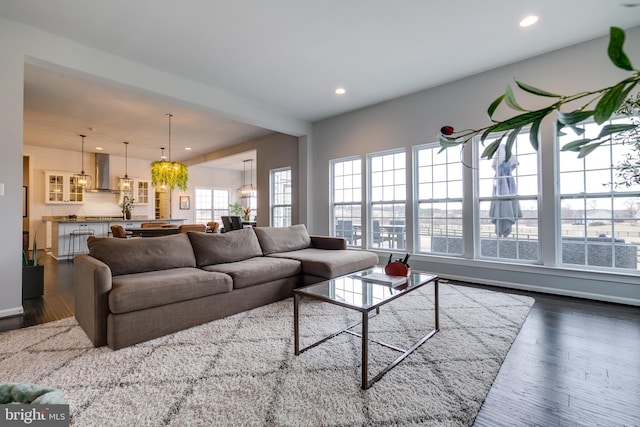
left=294, top=269, right=439, bottom=389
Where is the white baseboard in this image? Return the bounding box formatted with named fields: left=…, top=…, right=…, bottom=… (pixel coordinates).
left=441, top=273, right=640, bottom=306
left=0, top=306, right=24, bottom=319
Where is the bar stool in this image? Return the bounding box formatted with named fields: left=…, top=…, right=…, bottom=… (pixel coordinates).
left=68, top=225, right=95, bottom=260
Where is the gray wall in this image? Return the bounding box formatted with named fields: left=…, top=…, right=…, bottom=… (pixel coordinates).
left=185, top=132, right=299, bottom=226
left=309, top=28, right=640, bottom=305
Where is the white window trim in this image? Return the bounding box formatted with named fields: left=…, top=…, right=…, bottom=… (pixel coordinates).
left=330, top=156, right=363, bottom=245
left=270, top=166, right=292, bottom=227
left=366, top=148, right=407, bottom=250
left=195, top=186, right=231, bottom=224
left=472, top=130, right=542, bottom=265
left=412, top=142, right=464, bottom=256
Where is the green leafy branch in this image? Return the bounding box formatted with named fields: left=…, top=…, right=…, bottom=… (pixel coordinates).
left=613, top=93, right=640, bottom=187
left=119, top=197, right=135, bottom=212
left=438, top=27, right=640, bottom=160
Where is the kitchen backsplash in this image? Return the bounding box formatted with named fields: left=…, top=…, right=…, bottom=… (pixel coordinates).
left=40, top=192, right=154, bottom=219
left=75, top=192, right=125, bottom=217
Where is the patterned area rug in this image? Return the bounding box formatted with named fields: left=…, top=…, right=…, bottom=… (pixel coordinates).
left=0, top=283, right=533, bottom=426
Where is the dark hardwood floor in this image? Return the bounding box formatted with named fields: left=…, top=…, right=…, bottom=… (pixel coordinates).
left=0, top=252, right=74, bottom=332
left=1, top=256, right=638, bottom=426
left=470, top=284, right=640, bottom=426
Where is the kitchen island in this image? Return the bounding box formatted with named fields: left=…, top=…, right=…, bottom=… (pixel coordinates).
left=42, top=216, right=185, bottom=260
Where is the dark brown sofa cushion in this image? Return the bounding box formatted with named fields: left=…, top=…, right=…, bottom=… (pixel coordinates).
left=202, top=256, right=301, bottom=289
left=109, top=268, right=232, bottom=313
left=187, top=228, right=263, bottom=267
left=253, top=224, right=312, bottom=255
left=269, top=248, right=379, bottom=279
left=87, top=233, right=196, bottom=276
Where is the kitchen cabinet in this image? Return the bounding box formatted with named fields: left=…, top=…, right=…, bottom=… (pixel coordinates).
left=51, top=222, right=107, bottom=260
left=120, top=179, right=150, bottom=205
left=44, top=170, right=85, bottom=204
left=137, top=180, right=150, bottom=204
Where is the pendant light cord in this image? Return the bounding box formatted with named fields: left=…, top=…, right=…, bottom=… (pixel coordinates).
left=166, top=113, right=173, bottom=162
left=80, top=134, right=86, bottom=173
left=124, top=141, right=129, bottom=177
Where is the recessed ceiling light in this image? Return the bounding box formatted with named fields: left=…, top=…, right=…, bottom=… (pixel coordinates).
left=335, top=88, right=346, bottom=95
left=185, top=147, right=192, bottom=151
left=95, top=147, right=103, bottom=150
left=520, top=15, right=539, bottom=27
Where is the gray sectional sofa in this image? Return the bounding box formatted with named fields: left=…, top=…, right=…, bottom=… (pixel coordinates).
left=73, top=224, right=378, bottom=350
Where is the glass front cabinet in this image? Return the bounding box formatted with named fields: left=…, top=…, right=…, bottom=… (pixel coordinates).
left=119, top=179, right=150, bottom=206
left=136, top=180, right=150, bottom=204
left=44, top=171, right=85, bottom=204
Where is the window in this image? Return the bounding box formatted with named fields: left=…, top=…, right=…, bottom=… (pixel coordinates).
left=331, top=158, right=362, bottom=246
left=414, top=143, right=463, bottom=255
left=270, top=167, right=292, bottom=227
left=195, top=188, right=229, bottom=224
left=477, top=132, right=540, bottom=262
left=558, top=118, right=640, bottom=270
left=368, top=150, right=406, bottom=249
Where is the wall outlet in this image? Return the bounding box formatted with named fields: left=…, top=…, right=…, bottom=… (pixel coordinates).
left=0, top=183, right=4, bottom=196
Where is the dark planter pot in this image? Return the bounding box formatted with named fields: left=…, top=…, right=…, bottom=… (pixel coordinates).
left=22, top=264, right=44, bottom=299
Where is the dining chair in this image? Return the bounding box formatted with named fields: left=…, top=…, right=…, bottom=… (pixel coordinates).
left=178, top=224, right=206, bottom=233
left=372, top=220, right=392, bottom=247
left=230, top=216, right=243, bottom=230
left=140, top=222, right=167, bottom=228
left=335, top=220, right=354, bottom=244
left=110, top=225, right=130, bottom=238
left=221, top=216, right=232, bottom=233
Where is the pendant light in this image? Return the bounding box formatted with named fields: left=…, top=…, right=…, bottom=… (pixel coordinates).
left=150, top=114, right=189, bottom=191
left=237, top=159, right=256, bottom=199
left=119, top=141, right=134, bottom=192
left=73, top=134, right=91, bottom=188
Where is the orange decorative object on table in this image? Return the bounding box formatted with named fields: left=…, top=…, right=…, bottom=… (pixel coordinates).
left=385, top=261, right=410, bottom=277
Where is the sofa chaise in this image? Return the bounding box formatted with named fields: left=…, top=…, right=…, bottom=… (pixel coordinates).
left=73, top=224, right=378, bottom=350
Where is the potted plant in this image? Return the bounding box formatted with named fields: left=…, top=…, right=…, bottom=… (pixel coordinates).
left=119, top=196, right=135, bottom=220
left=22, top=233, right=44, bottom=299
left=229, top=202, right=243, bottom=216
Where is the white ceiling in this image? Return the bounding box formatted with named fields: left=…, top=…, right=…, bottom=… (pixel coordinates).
left=23, top=64, right=266, bottom=168
left=3, top=0, right=640, bottom=166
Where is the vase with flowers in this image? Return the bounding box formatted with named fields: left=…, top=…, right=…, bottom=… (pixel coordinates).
left=119, top=196, right=135, bottom=220
left=241, top=207, right=252, bottom=221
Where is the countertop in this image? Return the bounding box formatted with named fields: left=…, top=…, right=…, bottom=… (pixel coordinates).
left=42, top=216, right=180, bottom=223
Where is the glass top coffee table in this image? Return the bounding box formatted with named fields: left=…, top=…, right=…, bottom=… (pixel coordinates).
left=294, top=268, right=439, bottom=389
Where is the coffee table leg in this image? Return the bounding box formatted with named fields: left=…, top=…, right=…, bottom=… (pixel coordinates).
left=362, top=311, right=369, bottom=389
left=434, top=279, right=439, bottom=331
left=294, top=293, right=300, bottom=355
